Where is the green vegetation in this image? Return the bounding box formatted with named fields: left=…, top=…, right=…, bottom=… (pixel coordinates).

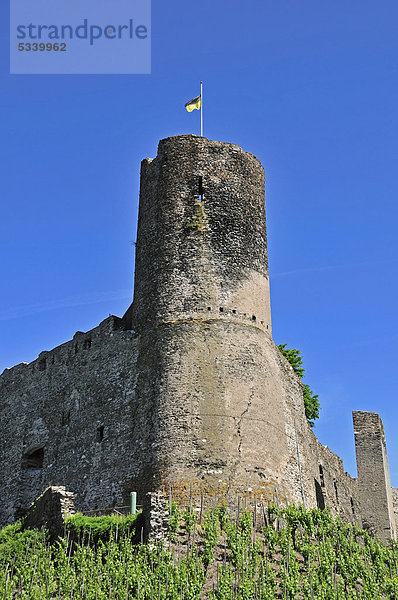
left=65, top=512, right=140, bottom=544
left=278, top=344, right=320, bottom=428
left=187, top=199, right=208, bottom=231
left=1, top=503, right=398, bottom=599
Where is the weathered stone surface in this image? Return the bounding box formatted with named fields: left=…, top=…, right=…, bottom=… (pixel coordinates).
left=353, top=411, right=397, bottom=542
left=0, top=135, right=390, bottom=539
left=0, top=316, right=150, bottom=525
left=143, top=491, right=169, bottom=544
left=392, top=487, right=398, bottom=532
left=22, top=486, right=75, bottom=542
left=130, top=135, right=272, bottom=335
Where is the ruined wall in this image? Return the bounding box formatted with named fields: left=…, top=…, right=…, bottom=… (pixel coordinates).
left=392, top=488, right=398, bottom=533
left=353, top=411, right=396, bottom=542
left=0, top=316, right=153, bottom=526
left=22, top=486, right=75, bottom=543
left=270, top=348, right=360, bottom=523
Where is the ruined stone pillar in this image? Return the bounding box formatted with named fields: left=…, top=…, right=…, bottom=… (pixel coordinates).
left=353, top=411, right=396, bottom=542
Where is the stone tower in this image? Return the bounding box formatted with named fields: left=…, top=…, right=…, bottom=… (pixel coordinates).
left=125, top=135, right=304, bottom=503
left=132, top=135, right=272, bottom=331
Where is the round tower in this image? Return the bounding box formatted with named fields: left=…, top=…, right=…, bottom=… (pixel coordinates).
left=132, top=135, right=272, bottom=332
left=131, top=135, right=291, bottom=503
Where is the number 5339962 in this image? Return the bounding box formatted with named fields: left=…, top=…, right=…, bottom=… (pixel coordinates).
left=18, top=43, right=67, bottom=51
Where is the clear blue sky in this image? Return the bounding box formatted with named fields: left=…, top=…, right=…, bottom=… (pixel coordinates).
left=1, top=0, right=397, bottom=483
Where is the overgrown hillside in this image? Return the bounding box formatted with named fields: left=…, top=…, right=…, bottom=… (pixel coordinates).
left=1, top=503, right=398, bottom=599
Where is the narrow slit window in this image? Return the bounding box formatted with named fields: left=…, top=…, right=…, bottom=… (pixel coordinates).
left=350, top=497, right=355, bottom=515
left=97, top=426, right=104, bottom=443
left=334, top=481, right=339, bottom=501
left=198, top=175, right=204, bottom=200
left=314, top=479, right=325, bottom=510
left=319, top=464, right=325, bottom=487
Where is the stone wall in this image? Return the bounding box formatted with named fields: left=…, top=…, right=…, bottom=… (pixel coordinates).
left=22, top=486, right=75, bottom=542
left=143, top=491, right=169, bottom=544
left=0, top=316, right=152, bottom=526
left=392, top=488, right=398, bottom=533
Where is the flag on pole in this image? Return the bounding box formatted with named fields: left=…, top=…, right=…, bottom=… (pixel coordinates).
left=185, top=94, right=202, bottom=112
left=185, top=82, right=203, bottom=137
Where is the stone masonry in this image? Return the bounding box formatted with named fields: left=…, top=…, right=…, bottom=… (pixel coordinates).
left=0, top=135, right=396, bottom=540
left=22, top=486, right=75, bottom=543
left=353, top=411, right=397, bottom=542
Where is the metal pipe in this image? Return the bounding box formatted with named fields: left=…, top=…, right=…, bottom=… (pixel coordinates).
left=130, top=491, right=137, bottom=515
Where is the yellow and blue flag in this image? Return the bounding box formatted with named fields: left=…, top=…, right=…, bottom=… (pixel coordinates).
left=185, top=94, right=202, bottom=112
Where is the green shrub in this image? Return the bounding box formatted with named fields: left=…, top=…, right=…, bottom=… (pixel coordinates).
left=65, top=511, right=141, bottom=544
left=0, top=520, right=47, bottom=567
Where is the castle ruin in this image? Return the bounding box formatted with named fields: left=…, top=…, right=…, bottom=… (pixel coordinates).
left=0, top=135, right=396, bottom=542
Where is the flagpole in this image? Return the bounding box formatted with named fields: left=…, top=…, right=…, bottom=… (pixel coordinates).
left=200, top=81, right=203, bottom=137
